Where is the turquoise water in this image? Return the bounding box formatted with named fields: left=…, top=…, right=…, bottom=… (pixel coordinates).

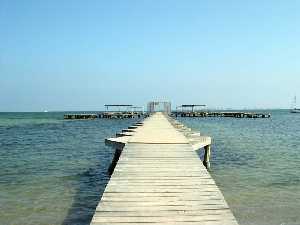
left=0, top=110, right=299, bottom=225
left=0, top=112, right=138, bottom=225
left=178, top=110, right=300, bottom=225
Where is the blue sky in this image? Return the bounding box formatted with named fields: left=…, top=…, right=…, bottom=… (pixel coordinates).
left=1, top=0, right=300, bottom=111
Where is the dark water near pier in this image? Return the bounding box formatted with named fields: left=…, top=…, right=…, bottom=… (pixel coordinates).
left=0, top=110, right=299, bottom=225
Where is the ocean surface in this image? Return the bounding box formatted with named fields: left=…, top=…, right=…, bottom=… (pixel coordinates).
left=0, top=110, right=299, bottom=225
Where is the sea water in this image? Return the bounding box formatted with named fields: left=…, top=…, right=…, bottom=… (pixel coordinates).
left=0, top=110, right=299, bottom=225
left=0, top=112, right=138, bottom=225
left=178, top=110, right=300, bottom=225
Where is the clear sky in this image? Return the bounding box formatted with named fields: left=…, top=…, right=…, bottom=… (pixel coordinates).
left=1, top=0, right=300, bottom=111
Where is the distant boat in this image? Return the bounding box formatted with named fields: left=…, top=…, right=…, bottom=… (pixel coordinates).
left=291, top=96, right=300, bottom=113
left=44, top=110, right=48, bottom=113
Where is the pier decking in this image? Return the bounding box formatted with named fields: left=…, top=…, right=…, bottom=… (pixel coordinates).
left=90, top=113, right=239, bottom=225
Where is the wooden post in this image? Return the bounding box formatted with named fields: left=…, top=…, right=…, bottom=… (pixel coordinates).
left=203, top=145, right=211, bottom=169
left=108, top=148, right=122, bottom=175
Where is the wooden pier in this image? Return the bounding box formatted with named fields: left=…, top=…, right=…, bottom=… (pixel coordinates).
left=99, top=104, right=147, bottom=119
left=98, top=111, right=147, bottom=119
left=90, top=112, right=239, bottom=225
left=64, top=114, right=98, bottom=120
left=63, top=112, right=148, bottom=120
left=172, top=111, right=271, bottom=118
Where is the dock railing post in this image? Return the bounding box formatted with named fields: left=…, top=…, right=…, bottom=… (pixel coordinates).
left=203, top=145, right=211, bottom=169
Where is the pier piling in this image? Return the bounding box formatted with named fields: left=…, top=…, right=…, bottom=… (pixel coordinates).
left=203, top=144, right=212, bottom=169
left=108, top=148, right=123, bottom=175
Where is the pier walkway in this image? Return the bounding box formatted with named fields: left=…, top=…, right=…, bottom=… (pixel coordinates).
left=90, top=112, right=239, bottom=225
